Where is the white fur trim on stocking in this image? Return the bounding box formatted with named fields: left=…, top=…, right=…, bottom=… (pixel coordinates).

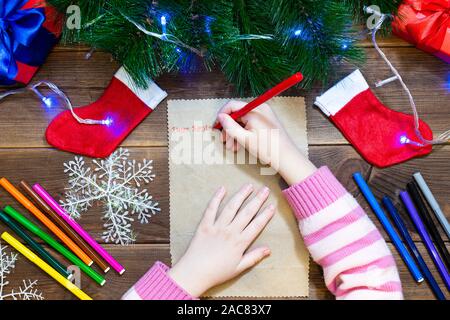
left=314, top=69, right=369, bottom=117
left=115, top=67, right=168, bottom=110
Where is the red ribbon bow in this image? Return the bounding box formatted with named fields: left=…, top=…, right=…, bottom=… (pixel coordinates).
left=394, top=0, right=450, bottom=58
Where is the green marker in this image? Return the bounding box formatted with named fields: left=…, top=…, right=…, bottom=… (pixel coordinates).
left=3, top=206, right=105, bottom=286
left=0, top=210, right=72, bottom=279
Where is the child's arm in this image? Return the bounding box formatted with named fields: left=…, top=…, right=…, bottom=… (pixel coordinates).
left=121, top=261, right=195, bottom=300
left=122, top=185, right=275, bottom=300
left=282, top=167, right=403, bottom=299
left=218, top=101, right=403, bottom=300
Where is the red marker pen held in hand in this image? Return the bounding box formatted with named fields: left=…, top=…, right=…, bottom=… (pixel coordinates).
left=214, top=72, right=303, bottom=130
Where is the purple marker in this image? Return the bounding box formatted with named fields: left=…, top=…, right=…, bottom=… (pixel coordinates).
left=400, top=190, right=450, bottom=291
left=33, top=184, right=125, bottom=275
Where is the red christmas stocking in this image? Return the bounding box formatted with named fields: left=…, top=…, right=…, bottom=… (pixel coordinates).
left=46, top=68, right=167, bottom=158
left=314, top=69, right=433, bottom=167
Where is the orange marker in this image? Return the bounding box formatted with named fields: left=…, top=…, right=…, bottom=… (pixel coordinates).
left=0, top=178, right=93, bottom=266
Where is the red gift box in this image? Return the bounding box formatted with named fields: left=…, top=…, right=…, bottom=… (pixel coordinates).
left=0, top=0, right=63, bottom=85
left=392, top=0, right=450, bottom=63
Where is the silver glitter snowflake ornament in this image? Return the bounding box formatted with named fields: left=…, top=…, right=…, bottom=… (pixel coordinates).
left=61, top=148, right=160, bottom=245
left=0, top=242, right=43, bottom=300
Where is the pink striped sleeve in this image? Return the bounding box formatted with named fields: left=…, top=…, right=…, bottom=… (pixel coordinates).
left=283, top=166, right=403, bottom=300
left=121, top=262, right=197, bottom=300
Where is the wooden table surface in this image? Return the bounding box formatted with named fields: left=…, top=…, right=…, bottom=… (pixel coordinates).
left=0, top=36, right=449, bottom=300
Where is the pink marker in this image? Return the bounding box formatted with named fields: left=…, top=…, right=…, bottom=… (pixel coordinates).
left=33, top=184, right=125, bottom=275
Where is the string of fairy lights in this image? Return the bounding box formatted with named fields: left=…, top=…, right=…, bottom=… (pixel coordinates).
left=0, top=11, right=276, bottom=127
left=364, top=6, right=450, bottom=146
left=0, top=7, right=448, bottom=149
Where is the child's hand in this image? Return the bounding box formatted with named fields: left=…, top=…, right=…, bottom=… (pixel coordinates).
left=216, top=100, right=316, bottom=185
left=217, top=101, right=289, bottom=165
left=168, top=184, right=275, bottom=297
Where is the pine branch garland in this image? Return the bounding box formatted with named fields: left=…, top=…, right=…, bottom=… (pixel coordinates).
left=343, top=0, right=402, bottom=22
left=48, top=0, right=401, bottom=95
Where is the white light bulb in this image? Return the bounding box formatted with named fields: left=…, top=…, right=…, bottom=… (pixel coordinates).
left=400, top=135, right=410, bottom=144
left=160, top=15, right=168, bottom=40
left=102, top=117, right=113, bottom=127
left=42, top=97, right=52, bottom=108
left=399, top=135, right=424, bottom=147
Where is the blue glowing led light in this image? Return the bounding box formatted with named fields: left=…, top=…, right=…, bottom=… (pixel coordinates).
left=160, top=15, right=168, bottom=40
left=205, top=16, right=214, bottom=35
left=42, top=97, right=52, bottom=108
left=399, top=135, right=424, bottom=147
left=294, top=29, right=302, bottom=36
left=446, top=72, right=450, bottom=91
left=175, top=47, right=182, bottom=54
left=102, top=117, right=114, bottom=127
left=399, top=135, right=409, bottom=144
left=341, top=39, right=352, bottom=50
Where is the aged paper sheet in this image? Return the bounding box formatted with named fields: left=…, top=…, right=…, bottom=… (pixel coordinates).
left=169, top=97, right=309, bottom=297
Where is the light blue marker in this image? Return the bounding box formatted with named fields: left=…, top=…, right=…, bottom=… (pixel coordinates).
left=353, top=172, right=424, bottom=283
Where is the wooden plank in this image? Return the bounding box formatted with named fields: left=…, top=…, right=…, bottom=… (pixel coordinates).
left=0, top=145, right=448, bottom=244
left=34, top=51, right=119, bottom=89
left=0, top=148, right=169, bottom=244
left=2, top=243, right=447, bottom=300
left=0, top=88, right=168, bottom=148
left=1, top=48, right=449, bottom=147
left=359, top=35, right=413, bottom=48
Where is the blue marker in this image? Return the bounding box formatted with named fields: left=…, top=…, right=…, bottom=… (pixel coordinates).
left=353, top=172, right=424, bottom=283
left=382, top=196, right=445, bottom=300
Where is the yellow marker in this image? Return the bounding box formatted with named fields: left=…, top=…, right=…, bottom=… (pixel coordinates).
left=1, top=232, right=92, bottom=300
